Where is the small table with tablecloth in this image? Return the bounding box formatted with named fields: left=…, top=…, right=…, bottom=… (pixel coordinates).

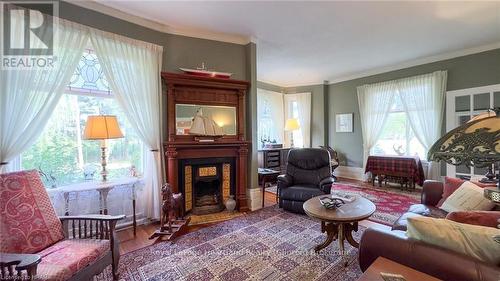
left=365, top=155, right=425, bottom=189
left=47, top=177, right=144, bottom=235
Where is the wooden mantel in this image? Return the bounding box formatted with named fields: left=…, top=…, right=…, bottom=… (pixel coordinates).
left=162, top=72, right=251, bottom=212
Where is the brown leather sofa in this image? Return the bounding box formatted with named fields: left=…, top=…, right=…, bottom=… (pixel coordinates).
left=358, top=180, right=500, bottom=281
left=392, top=180, right=448, bottom=231
left=358, top=228, right=500, bottom=281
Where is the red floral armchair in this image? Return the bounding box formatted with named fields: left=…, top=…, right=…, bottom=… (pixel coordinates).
left=0, top=170, right=124, bottom=280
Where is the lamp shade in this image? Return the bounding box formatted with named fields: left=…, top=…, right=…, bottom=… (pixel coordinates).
left=428, top=108, right=499, bottom=168
left=83, top=115, right=124, bottom=140
left=284, top=118, right=300, bottom=131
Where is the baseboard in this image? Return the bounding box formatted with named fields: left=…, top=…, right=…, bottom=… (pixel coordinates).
left=335, top=166, right=364, bottom=181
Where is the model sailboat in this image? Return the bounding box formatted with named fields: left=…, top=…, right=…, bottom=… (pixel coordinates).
left=189, top=108, right=224, bottom=136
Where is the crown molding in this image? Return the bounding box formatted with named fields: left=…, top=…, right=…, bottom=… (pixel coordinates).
left=66, top=0, right=252, bottom=45
left=327, top=41, right=500, bottom=85
left=257, top=78, right=324, bottom=89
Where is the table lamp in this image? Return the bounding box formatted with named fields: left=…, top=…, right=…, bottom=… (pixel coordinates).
left=83, top=115, right=124, bottom=182
left=284, top=118, right=300, bottom=148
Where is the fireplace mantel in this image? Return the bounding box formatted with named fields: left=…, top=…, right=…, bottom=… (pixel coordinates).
left=162, top=73, right=250, bottom=212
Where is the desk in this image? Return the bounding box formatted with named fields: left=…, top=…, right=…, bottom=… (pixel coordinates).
left=357, top=257, right=441, bottom=281
left=48, top=177, right=143, bottom=236
left=365, top=156, right=425, bottom=189
left=258, top=168, right=280, bottom=207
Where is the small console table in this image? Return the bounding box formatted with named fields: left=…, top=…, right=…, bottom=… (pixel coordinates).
left=365, top=155, right=425, bottom=189
left=48, top=177, right=144, bottom=236
left=258, top=168, right=281, bottom=207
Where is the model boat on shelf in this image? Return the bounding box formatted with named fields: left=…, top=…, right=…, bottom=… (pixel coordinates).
left=180, top=62, right=233, bottom=79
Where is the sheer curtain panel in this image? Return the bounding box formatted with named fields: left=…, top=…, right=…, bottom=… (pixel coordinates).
left=357, top=82, right=396, bottom=180
left=0, top=16, right=88, bottom=173
left=296, top=93, right=312, bottom=148
left=90, top=29, right=163, bottom=220
left=398, top=71, right=447, bottom=180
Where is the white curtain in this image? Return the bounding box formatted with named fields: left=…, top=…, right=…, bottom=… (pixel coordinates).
left=284, top=93, right=311, bottom=148
left=398, top=71, right=447, bottom=180
left=257, top=89, right=284, bottom=145
left=296, top=93, right=312, bottom=148
left=0, top=16, right=88, bottom=173
left=357, top=82, right=396, bottom=179
left=90, top=29, right=163, bottom=220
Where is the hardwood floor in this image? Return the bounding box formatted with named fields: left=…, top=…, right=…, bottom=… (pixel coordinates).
left=117, top=178, right=390, bottom=255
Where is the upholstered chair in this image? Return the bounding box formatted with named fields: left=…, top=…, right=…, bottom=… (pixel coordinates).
left=0, top=170, right=124, bottom=280
left=278, top=148, right=334, bottom=213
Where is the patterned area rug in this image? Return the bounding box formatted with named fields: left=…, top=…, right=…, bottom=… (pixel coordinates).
left=331, top=183, right=419, bottom=226
left=265, top=181, right=419, bottom=226
left=110, top=206, right=365, bottom=280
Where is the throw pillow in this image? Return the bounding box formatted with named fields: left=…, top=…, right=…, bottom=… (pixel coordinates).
left=446, top=211, right=500, bottom=228
left=437, top=177, right=494, bottom=207
left=407, top=216, right=500, bottom=265
left=440, top=181, right=495, bottom=213
left=437, top=177, right=465, bottom=207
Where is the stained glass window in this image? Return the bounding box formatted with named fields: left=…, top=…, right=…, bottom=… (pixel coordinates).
left=68, top=49, right=111, bottom=95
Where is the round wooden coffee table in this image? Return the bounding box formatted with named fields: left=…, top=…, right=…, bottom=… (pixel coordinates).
left=303, top=195, right=376, bottom=265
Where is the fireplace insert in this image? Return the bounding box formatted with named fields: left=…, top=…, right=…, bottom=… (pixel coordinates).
left=179, top=157, right=236, bottom=215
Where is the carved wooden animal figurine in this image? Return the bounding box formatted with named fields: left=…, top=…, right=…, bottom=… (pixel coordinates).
left=161, top=183, right=184, bottom=232
left=150, top=183, right=190, bottom=240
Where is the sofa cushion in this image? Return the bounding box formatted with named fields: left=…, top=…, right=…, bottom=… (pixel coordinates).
left=407, top=216, right=500, bottom=265
left=280, top=184, right=326, bottom=201
left=437, top=177, right=494, bottom=207
left=36, top=239, right=110, bottom=281
left=440, top=181, right=495, bottom=213
left=392, top=204, right=448, bottom=231
left=437, top=177, right=465, bottom=207
left=0, top=170, right=64, bottom=254
left=446, top=211, right=500, bottom=229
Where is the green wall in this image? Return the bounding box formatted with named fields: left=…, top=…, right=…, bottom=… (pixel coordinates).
left=328, top=48, right=500, bottom=167
left=56, top=2, right=259, bottom=188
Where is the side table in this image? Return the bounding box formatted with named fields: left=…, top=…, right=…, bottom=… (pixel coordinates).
left=48, top=177, right=143, bottom=236
left=258, top=168, right=280, bottom=207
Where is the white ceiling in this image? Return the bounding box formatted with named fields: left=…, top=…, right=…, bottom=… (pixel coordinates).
left=92, top=1, right=500, bottom=87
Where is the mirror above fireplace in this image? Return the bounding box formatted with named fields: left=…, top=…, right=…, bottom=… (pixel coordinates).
left=175, top=104, right=237, bottom=136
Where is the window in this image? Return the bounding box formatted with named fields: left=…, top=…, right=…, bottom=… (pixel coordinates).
left=21, top=49, right=143, bottom=187
left=288, top=100, right=304, bottom=148
left=257, top=89, right=284, bottom=145
left=372, top=95, right=425, bottom=158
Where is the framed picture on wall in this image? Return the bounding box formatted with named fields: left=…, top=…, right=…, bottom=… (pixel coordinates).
left=336, top=113, right=353, bottom=133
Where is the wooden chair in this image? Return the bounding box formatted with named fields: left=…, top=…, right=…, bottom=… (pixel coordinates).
left=320, top=145, right=340, bottom=181
left=0, top=170, right=124, bottom=280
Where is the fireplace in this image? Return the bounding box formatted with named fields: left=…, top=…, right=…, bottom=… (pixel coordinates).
left=179, top=157, right=236, bottom=215
left=163, top=72, right=250, bottom=212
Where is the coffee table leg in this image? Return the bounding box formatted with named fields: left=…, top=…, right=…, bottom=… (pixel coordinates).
left=338, top=223, right=348, bottom=266
left=344, top=222, right=359, bottom=248
left=314, top=221, right=338, bottom=253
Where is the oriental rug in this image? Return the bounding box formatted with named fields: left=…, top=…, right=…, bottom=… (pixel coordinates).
left=101, top=206, right=365, bottom=280
left=266, top=181, right=419, bottom=226
left=331, top=183, right=419, bottom=226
